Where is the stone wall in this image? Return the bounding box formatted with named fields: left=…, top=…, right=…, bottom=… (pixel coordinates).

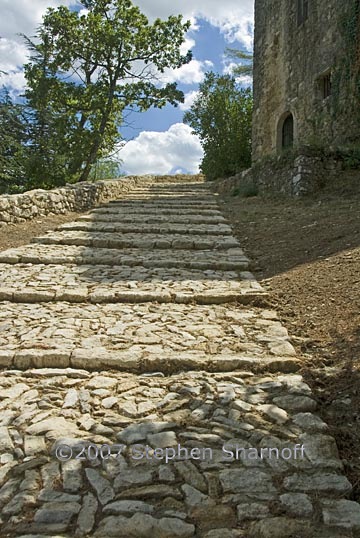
left=252, top=0, right=360, bottom=163
left=0, top=175, right=203, bottom=226
left=213, top=150, right=342, bottom=197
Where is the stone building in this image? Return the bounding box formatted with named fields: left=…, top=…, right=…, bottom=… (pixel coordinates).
left=252, top=0, right=360, bottom=164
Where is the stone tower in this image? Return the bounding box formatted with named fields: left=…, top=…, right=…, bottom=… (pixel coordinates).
left=252, top=0, right=360, bottom=163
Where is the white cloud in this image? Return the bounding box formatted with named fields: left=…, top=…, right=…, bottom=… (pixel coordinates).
left=134, top=0, right=254, bottom=50
left=180, top=37, right=196, bottom=56
left=0, top=0, right=74, bottom=90
left=118, top=123, right=203, bottom=175
left=179, top=90, right=199, bottom=111
left=162, top=59, right=213, bottom=85
left=1, top=1, right=254, bottom=94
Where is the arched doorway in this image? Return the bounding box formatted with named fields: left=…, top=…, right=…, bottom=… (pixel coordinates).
left=282, top=113, right=294, bottom=149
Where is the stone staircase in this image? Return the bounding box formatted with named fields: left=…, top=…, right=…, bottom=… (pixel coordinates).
left=0, top=179, right=359, bottom=537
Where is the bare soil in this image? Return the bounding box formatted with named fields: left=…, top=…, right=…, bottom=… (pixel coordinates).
left=221, top=171, right=360, bottom=500
left=0, top=212, right=82, bottom=251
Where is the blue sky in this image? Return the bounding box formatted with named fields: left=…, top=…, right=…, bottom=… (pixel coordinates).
left=0, top=0, right=254, bottom=175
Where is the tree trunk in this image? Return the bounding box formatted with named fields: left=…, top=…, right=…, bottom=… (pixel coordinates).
left=78, top=87, right=115, bottom=182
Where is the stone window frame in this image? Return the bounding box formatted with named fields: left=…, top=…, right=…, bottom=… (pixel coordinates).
left=297, top=0, right=309, bottom=26
left=315, top=69, right=332, bottom=101
left=277, top=111, right=296, bottom=153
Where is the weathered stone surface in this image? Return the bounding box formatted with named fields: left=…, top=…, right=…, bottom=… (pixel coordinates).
left=280, top=493, right=313, bottom=517
left=94, top=513, right=195, bottom=537
left=85, top=468, right=115, bottom=506
left=220, top=469, right=276, bottom=494
left=77, top=492, right=98, bottom=535
left=0, top=179, right=358, bottom=537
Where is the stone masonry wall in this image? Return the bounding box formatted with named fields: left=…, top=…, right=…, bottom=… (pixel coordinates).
left=213, top=151, right=342, bottom=197
left=252, top=0, right=359, bottom=163
left=0, top=175, right=203, bottom=226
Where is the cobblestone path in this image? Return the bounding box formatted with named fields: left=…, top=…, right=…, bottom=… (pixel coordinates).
left=1, top=179, right=360, bottom=537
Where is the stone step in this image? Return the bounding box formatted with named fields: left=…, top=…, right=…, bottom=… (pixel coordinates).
left=102, top=196, right=219, bottom=205
left=1, top=368, right=358, bottom=538
left=0, top=244, right=250, bottom=271
left=109, top=194, right=216, bottom=201
left=58, top=221, right=233, bottom=236
left=126, top=189, right=213, bottom=196
left=78, top=213, right=227, bottom=225
left=0, top=264, right=265, bottom=305
left=31, top=230, right=240, bottom=251
left=92, top=207, right=222, bottom=216
left=0, top=302, right=299, bottom=373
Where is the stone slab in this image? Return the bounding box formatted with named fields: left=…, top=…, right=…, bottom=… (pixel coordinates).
left=0, top=264, right=265, bottom=305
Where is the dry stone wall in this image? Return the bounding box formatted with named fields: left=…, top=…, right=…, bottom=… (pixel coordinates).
left=0, top=175, right=203, bottom=227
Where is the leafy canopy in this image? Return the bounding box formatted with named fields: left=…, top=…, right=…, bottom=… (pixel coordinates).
left=184, top=72, right=253, bottom=180
left=22, top=0, right=191, bottom=185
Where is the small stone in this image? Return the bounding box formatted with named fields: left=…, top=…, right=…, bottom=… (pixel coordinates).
left=259, top=404, right=289, bottom=424
left=38, top=489, right=81, bottom=503
left=0, top=383, right=30, bottom=400
left=86, top=376, right=117, bottom=389
left=26, top=417, right=79, bottom=437
left=102, top=397, right=118, bottom=409
left=231, top=399, right=252, bottom=412
left=175, top=461, right=207, bottom=493
left=62, top=459, right=83, bottom=493
left=220, top=469, right=276, bottom=495
left=237, top=502, right=270, bottom=521
left=322, top=499, right=360, bottom=529
left=34, top=501, right=81, bottom=528
left=273, top=395, right=317, bottom=413
left=280, top=493, right=313, bottom=517
left=0, top=427, right=14, bottom=452
left=63, top=389, right=78, bottom=409
left=292, top=413, right=328, bottom=432
left=77, top=492, right=98, bottom=535
left=284, top=473, right=352, bottom=494
left=103, top=500, right=154, bottom=515
left=85, top=468, right=114, bottom=506
left=24, top=436, right=47, bottom=456
left=147, top=431, right=177, bottom=448
left=117, top=422, right=176, bottom=444
left=114, top=468, right=153, bottom=491
left=159, top=465, right=176, bottom=482
left=181, top=484, right=212, bottom=508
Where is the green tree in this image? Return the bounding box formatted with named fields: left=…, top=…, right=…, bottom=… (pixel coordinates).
left=184, top=72, right=253, bottom=180
left=24, top=0, right=191, bottom=184
left=0, top=88, right=27, bottom=193
left=224, top=47, right=253, bottom=78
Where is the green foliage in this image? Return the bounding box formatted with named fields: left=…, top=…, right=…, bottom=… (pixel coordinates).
left=224, top=47, right=253, bottom=78
left=19, top=0, right=191, bottom=187
left=184, top=72, right=253, bottom=181
left=0, top=88, right=28, bottom=193
left=88, top=158, right=123, bottom=180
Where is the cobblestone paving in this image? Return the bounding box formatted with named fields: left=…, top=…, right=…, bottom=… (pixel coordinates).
left=1, top=180, right=360, bottom=537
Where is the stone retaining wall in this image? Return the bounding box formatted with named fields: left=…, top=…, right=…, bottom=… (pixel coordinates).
left=0, top=175, right=204, bottom=226
left=213, top=152, right=342, bottom=197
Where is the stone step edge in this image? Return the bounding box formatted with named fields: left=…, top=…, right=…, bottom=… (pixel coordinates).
left=77, top=215, right=227, bottom=223
left=31, top=236, right=240, bottom=251
left=58, top=224, right=233, bottom=236
left=0, top=255, right=250, bottom=271
left=0, top=349, right=300, bottom=374
left=0, top=288, right=268, bottom=305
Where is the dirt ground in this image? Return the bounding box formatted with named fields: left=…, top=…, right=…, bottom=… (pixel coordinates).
left=0, top=212, right=82, bottom=251
left=221, top=171, right=360, bottom=501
